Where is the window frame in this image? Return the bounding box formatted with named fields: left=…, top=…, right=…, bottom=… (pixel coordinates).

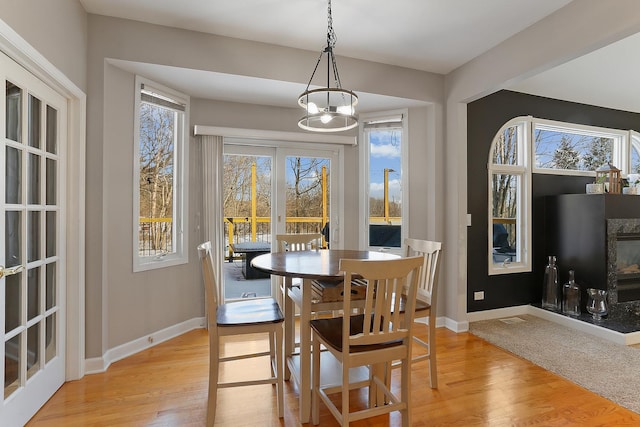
left=629, top=130, right=640, bottom=173
left=532, top=118, right=628, bottom=176
left=488, top=116, right=636, bottom=276
left=358, top=109, right=408, bottom=255
left=488, top=119, right=531, bottom=275
left=133, top=76, right=189, bottom=272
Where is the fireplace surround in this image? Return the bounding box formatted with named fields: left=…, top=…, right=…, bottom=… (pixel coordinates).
left=545, top=194, right=640, bottom=334
left=607, top=219, right=640, bottom=308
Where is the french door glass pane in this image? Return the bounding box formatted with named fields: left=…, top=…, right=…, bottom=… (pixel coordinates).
left=5, top=274, right=20, bottom=332
left=27, top=267, right=40, bottom=321
left=45, top=313, right=56, bottom=364
left=27, top=323, right=41, bottom=380
left=46, top=158, right=56, bottom=205
left=5, top=81, right=21, bottom=143
left=6, top=146, right=21, bottom=204
left=46, top=105, right=57, bottom=154
left=45, top=263, right=56, bottom=310
left=6, top=211, right=22, bottom=267
left=46, top=211, right=56, bottom=257
left=4, top=335, right=20, bottom=398
left=28, top=95, right=41, bottom=148
left=28, top=211, right=40, bottom=263
left=28, top=153, right=40, bottom=204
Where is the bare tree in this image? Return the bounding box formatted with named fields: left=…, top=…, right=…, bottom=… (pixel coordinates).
left=139, top=103, right=175, bottom=252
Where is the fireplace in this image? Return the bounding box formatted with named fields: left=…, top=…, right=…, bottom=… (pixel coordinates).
left=545, top=195, right=640, bottom=334
left=607, top=219, right=640, bottom=308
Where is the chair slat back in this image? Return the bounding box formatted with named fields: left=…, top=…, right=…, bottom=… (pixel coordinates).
left=404, top=238, right=442, bottom=306
left=339, top=256, right=424, bottom=347
left=197, top=241, right=218, bottom=328
left=275, top=233, right=322, bottom=253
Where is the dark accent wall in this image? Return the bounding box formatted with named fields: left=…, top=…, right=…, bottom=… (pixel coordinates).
left=467, top=90, right=640, bottom=312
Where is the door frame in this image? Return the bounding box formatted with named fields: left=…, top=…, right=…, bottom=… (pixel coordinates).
left=223, top=140, right=345, bottom=299
left=0, top=19, right=86, bottom=380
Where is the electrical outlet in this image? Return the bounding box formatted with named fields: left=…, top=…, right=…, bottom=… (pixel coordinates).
left=474, top=291, right=485, bottom=301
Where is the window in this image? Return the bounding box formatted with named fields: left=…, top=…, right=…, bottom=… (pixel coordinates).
left=488, top=120, right=530, bottom=274
left=360, top=112, right=406, bottom=254
left=488, top=116, right=632, bottom=275
left=630, top=131, right=640, bottom=173
left=533, top=119, right=626, bottom=174
left=133, top=76, right=189, bottom=271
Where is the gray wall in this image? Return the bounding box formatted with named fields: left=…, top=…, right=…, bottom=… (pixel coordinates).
left=0, top=0, right=87, bottom=91
left=88, top=15, right=444, bottom=357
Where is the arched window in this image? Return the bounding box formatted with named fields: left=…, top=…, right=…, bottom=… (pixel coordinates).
left=488, top=118, right=531, bottom=274
left=488, top=115, right=633, bottom=275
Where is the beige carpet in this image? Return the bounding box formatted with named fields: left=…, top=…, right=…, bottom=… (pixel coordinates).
left=469, top=314, right=640, bottom=414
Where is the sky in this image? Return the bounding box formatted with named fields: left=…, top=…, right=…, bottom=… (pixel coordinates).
left=369, top=129, right=402, bottom=201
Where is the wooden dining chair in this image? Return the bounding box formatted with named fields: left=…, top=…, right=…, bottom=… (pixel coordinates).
left=275, top=233, right=322, bottom=307
left=399, top=237, right=443, bottom=388
left=197, top=241, right=285, bottom=425
left=310, top=255, right=424, bottom=427
left=277, top=233, right=361, bottom=351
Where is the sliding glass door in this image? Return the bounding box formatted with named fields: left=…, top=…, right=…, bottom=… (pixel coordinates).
left=222, top=143, right=341, bottom=301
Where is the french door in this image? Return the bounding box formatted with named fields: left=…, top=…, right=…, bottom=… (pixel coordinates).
left=223, top=142, right=341, bottom=301
left=1, top=52, right=67, bottom=425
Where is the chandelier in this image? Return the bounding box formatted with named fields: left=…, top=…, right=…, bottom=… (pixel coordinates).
left=297, top=0, right=358, bottom=132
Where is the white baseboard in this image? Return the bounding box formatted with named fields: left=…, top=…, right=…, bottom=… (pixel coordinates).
left=85, top=317, right=206, bottom=374
left=466, top=305, right=530, bottom=323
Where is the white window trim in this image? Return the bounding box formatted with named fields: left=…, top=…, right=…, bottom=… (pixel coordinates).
left=133, top=76, right=189, bottom=272
left=358, top=109, right=408, bottom=255
left=488, top=116, right=639, bottom=276
left=488, top=118, right=531, bottom=275
left=629, top=130, right=640, bottom=172
left=531, top=117, right=628, bottom=176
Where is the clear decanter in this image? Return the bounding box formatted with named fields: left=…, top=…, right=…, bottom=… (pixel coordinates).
left=542, top=256, right=560, bottom=311
left=562, top=269, right=581, bottom=316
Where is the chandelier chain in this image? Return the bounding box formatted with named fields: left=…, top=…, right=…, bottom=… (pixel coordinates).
left=327, top=0, right=337, bottom=49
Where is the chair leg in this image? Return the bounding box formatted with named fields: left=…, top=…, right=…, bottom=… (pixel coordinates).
left=401, top=357, right=411, bottom=427
left=269, top=331, right=276, bottom=378
left=275, top=326, right=284, bottom=418
left=206, top=331, right=219, bottom=427
left=311, top=333, right=320, bottom=425
left=342, top=359, right=350, bottom=426
left=428, top=317, right=438, bottom=389
left=283, top=279, right=294, bottom=381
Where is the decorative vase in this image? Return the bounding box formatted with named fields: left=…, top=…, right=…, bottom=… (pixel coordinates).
left=586, top=288, right=608, bottom=320
left=562, top=270, right=581, bottom=317
left=542, top=256, right=561, bottom=311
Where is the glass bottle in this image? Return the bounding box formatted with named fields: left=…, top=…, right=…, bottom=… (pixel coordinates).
left=542, top=256, right=560, bottom=311
left=562, top=269, right=581, bottom=316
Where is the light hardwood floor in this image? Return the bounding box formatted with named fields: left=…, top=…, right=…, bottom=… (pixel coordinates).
left=27, top=325, right=640, bottom=426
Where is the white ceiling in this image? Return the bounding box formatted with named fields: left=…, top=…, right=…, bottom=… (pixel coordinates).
left=80, top=0, right=640, bottom=113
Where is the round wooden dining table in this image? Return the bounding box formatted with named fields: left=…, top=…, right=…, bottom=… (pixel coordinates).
left=251, top=249, right=399, bottom=423
left=251, top=248, right=398, bottom=279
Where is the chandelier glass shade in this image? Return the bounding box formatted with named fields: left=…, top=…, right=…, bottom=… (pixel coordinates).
left=298, top=0, right=358, bottom=132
